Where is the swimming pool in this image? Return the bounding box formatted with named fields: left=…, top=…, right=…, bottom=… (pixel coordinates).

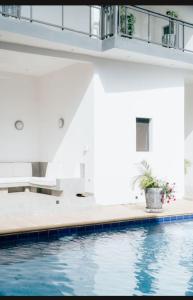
left=0, top=220, right=193, bottom=296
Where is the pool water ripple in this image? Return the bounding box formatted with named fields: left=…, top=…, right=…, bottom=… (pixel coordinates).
left=0, top=221, right=193, bottom=295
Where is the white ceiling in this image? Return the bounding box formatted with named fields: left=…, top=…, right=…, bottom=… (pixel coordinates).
left=1, top=29, right=193, bottom=73
left=1, top=29, right=193, bottom=77
left=0, top=48, right=76, bottom=76
left=103, top=48, right=193, bottom=71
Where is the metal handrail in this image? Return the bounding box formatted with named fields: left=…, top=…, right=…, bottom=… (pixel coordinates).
left=113, top=5, right=193, bottom=54
left=0, top=5, right=193, bottom=54
left=133, top=5, right=193, bottom=29
left=0, top=5, right=102, bottom=39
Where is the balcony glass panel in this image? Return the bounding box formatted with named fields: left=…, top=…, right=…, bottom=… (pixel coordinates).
left=178, top=23, right=183, bottom=50
left=149, top=14, right=176, bottom=47
left=119, top=7, right=148, bottom=41
left=184, top=25, right=193, bottom=52
left=20, top=5, right=30, bottom=19
left=91, top=6, right=100, bottom=37
left=32, top=6, right=62, bottom=27
left=63, top=6, right=90, bottom=34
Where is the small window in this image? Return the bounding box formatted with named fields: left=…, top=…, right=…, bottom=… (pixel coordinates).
left=136, top=118, right=151, bottom=152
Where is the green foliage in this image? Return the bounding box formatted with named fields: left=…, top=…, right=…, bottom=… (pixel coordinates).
left=165, top=10, right=178, bottom=35
left=120, top=6, right=136, bottom=36
left=166, top=10, right=178, bottom=19
left=133, top=160, right=176, bottom=203
left=133, top=160, right=160, bottom=190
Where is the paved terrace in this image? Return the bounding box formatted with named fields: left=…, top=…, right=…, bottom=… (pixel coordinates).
left=0, top=192, right=193, bottom=235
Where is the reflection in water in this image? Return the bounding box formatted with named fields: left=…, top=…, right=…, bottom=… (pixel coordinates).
left=93, top=228, right=146, bottom=295
left=154, top=224, right=192, bottom=295
left=0, top=237, right=76, bottom=296
left=56, top=235, right=99, bottom=295
left=186, top=272, right=193, bottom=296
left=133, top=225, right=168, bottom=295
left=0, top=222, right=193, bottom=295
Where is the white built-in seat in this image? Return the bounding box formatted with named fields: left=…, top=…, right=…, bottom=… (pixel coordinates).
left=0, top=177, right=30, bottom=184
left=29, top=177, right=57, bottom=187
left=0, top=163, right=32, bottom=188
left=0, top=162, right=85, bottom=196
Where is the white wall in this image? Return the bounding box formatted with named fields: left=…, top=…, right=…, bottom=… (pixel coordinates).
left=185, top=82, right=193, bottom=198
left=38, top=62, right=95, bottom=192
left=0, top=63, right=95, bottom=195
left=0, top=72, right=39, bottom=162
left=0, top=58, right=187, bottom=205
left=93, top=60, right=184, bottom=205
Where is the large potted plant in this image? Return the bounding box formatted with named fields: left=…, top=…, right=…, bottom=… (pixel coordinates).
left=162, top=10, right=178, bottom=48
left=133, top=160, right=176, bottom=212
left=120, top=6, right=136, bottom=38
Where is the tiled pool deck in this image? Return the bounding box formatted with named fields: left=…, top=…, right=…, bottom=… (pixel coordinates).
left=0, top=192, right=193, bottom=241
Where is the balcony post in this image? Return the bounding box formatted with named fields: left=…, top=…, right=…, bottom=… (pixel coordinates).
left=30, top=5, right=32, bottom=22
left=113, top=5, right=119, bottom=37
left=182, top=23, right=185, bottom=51
left=62, top=5, right=64, bottom=30
left=175, top=20, right=179, bottom=49
left=89, top=6, right=92, bottom=37
left=99, top=6, right=103, bottom=39
left=148, top=13, right=150, bottom=43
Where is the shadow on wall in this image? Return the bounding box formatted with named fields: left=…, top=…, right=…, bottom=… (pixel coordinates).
left=184, top=81, right=193, bottom=198
left=184, top=81, right=193, bottom=139
left=95, top=59, right=186, bottom=93
left=39, top=62, right=94, bottom=177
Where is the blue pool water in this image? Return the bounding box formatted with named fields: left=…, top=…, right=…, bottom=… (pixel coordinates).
left=0, top=220, right=193, bottom=296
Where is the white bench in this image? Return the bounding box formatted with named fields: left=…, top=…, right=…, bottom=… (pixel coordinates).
left=0, top=162, right=85, bottom=197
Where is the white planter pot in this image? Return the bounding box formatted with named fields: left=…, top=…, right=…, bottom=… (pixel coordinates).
left=162, top=33, right=176, bottom=48
left=145, top=188, right=163, bottom=213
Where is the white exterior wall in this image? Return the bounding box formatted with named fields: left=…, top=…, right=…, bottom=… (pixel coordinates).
left=38, top=63, right=95, bottom=192
left=185, top=82, right=193, bottom=198
left=93, top=60, right=184, bottom=204
left=0, top=59, right=186, bottom=205
left=0, top=72, right=39, bottom=162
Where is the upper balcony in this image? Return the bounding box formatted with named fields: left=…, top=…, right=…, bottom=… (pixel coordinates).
left=1, top=5, right=193, bottom=69
left=102, top=5, right=193, bottom=53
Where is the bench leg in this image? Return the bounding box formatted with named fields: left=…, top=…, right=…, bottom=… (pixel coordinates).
left=51, top=190, right=63, bottom=197
left=0, top=188, right=8, bottom=195
left=30, top=187, right=37, bottom=193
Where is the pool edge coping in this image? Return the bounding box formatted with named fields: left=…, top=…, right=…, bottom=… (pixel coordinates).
left=0, top=212, right=193, bottom=242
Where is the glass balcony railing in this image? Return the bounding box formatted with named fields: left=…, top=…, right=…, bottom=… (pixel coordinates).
left=0, top=5, right=193, bottom=54
left=113, top=5, right=193, bottom=54
left=0, top=5, right=102, bottom=38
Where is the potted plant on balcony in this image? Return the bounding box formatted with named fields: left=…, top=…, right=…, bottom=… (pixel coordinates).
left=120, top=6, right=136, bottom=38
left=133, top=160, right=176, bottom=212
left=162, top=10, right=178, bottom=48
left=185, top=159, right=191, bottom=175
